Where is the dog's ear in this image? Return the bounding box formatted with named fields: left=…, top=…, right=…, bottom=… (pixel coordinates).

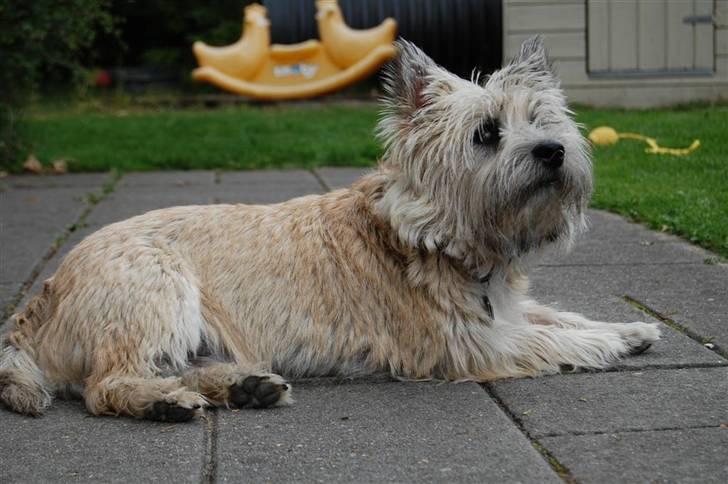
left=511, top=35, right=554, bottom=77
left=382, top=40, right=440, bottom=116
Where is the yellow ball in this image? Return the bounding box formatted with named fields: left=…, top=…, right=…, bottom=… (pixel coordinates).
left=588, top=126, right=619, bottom=145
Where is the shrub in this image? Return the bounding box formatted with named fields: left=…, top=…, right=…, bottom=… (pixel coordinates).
left=0, top=0, right=116, bottom=170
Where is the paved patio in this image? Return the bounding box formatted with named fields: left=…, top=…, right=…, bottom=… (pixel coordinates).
left=1, top=168, right=726, bottom=483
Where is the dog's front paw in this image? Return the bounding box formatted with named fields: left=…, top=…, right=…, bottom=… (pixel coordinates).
left=228, top=374, right=292, bottom=409
left=622, top=322, right=661, bottom=356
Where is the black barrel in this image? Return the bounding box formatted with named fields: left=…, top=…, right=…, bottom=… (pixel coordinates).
left=262, top=0, right=503, bottom=77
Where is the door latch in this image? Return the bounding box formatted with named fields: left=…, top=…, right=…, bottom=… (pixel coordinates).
left=683, top=14, right=714, bottom=25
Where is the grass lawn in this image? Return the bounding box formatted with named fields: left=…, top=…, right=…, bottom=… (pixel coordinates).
left=23, top=105, right=381, bottom=171
left=577, top=106, right=727, bottom=259
left=18, top=103, right=728, bottom=258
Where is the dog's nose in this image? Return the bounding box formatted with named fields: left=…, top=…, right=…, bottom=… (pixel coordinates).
left=532, top=141, right=565, bottom=169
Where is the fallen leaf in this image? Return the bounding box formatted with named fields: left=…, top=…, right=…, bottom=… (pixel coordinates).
left=23, top=154, right=43, bottom=174
left=52, top=159, right=68, bottom=174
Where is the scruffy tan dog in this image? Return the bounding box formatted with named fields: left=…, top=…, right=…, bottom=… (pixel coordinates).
left=1, top=38, right=659, bottom=421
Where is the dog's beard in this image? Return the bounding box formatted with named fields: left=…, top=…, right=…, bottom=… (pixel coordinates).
left=472, top=160, right=589, bottom=257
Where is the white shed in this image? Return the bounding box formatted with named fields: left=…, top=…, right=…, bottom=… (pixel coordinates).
left=503, top=0, right=728, bottom=107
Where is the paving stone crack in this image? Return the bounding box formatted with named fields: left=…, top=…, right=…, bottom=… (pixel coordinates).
left=201, top=409, right=219, bottom=484
left=1, top=170, right=121, bottom=321
left=623, top=294, right=728, bottom=359
left=537, top=423, right=724, bottom=439
left=539, top=261, right=712, bottom=267
left=482, top=383, right=578, bottom=484
left=310, top=168, right=331, bottom=192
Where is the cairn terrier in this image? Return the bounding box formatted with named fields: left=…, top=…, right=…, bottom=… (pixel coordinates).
left=1, top=38, right=659, bottom=421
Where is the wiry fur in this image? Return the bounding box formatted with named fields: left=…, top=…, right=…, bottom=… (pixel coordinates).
left=0, top=37, right=659, bottom=420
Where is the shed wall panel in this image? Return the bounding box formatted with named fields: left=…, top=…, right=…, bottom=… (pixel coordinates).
left=505, top=0, right=582, bottom=4
left=666, top=0, right=695, bottom=70
left=717, top=29, right=728, bottom=56
left=506, top=32, right=585, bottom=59
left=638, top=0, right=668, bottom=71
left=695, top=0, right=715, bottom=69
left=505, top=4, right=585, bottom=32
left=718, top=55, right=728, bottom=74
left=717, top=0, right=728, bottom=28
left=587, top=1, right=609, bottom=71
left=609, top=0, right=639, bottom=70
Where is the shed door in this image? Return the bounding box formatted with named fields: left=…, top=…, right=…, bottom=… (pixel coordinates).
left=588, top=0, right=714, bottom=76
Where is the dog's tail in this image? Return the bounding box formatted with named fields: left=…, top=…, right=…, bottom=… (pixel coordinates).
left=0, top=286, right=54, bottom=416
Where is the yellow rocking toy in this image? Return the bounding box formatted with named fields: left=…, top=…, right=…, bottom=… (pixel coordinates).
left=588, top=126, right=700, bottom=156
left=192, top=1, right=397, bottom=100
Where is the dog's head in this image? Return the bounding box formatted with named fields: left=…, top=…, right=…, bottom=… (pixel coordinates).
left=376, top=37, right=592, bottom=266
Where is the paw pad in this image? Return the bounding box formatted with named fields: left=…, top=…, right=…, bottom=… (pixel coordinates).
left=144, top=400, right=199, bottom=422
left=229, top=375, right=289, bottom=409
left=628, top=341, right=652, bottom=356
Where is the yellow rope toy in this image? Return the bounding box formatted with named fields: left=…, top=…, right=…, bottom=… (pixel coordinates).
left=588, top=126, right=700, bottom=156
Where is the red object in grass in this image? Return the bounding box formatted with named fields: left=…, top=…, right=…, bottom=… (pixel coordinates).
left=95, top=70, right=112, bottom=88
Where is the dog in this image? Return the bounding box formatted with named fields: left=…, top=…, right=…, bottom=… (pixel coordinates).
left=0, top=38, right=660, bottom=421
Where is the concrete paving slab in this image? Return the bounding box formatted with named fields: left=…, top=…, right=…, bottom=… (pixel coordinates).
left=0, top=220, right=57, bottom=285
left=526, top=292, right=726, bottom=369
left=314, top=167, right=370, bottom=190
left=0, top=400, right=207, bottom=483
left=1, top=173, right=108, bottom=189
left=544, top=210, right=715, bottom=266
left=216, top=381, right=560, bottom=483
left=215, top=169, right=322, bottom=204
left=1, top=175, right=108, bottom=316
left=1, top=186, right=96, bottom=283
left=541, top=240, right=711, bottom=266
left=10, top=228, right=96, bottom=318
left=118, top=171, right=215, bottom=187
left=582, top=210, right=674, bottom=245
left=540, top=428, right=728, bottom=484
left=628, top=264, right=728, bottom=353
left=85, top=172, right=219, bottom=227
left=0, top=282, right=21, bottom=315
left=528, top=263, right=728, bottom=352
left=490, top=367, right=728, bottom=437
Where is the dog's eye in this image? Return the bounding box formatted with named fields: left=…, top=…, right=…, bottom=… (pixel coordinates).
left=473, top=119, right=500, bottom=147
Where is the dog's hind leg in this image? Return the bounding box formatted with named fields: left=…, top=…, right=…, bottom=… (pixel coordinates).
left=84, top=372, right=207, bottom=422
left=181, top=363, right=292, bottom=409
left=186, top=293, right=292, bottom=409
